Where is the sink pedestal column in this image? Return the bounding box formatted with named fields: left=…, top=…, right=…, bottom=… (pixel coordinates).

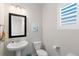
left=16, top=50, right=21, bottom=56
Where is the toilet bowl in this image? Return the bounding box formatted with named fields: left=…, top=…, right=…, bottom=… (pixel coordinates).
left=33, top=41, right=48, bottom=56
left=36, top=49, right=48, bottom=56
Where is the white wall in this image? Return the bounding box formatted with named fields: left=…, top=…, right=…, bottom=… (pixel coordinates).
left=0, top=4, right=4, bottom=25
left=0, top=4, right=5, bottom=56
left=3, top=3, right=42, bottom=56
left=42, top=3, right=79, bottom=56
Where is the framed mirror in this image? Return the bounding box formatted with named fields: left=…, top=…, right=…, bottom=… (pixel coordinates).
left=9, top=13, right=26, bottom=38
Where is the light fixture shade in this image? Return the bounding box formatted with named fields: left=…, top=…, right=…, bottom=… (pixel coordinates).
left=16, top=6, right=21, bottom=14
left=10, top=5, right=26, bottom=15
left=10, top=5, right=16, bottom=13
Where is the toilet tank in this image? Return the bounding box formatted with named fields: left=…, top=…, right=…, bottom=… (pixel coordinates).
left=33, top=41, right=42, bottom=50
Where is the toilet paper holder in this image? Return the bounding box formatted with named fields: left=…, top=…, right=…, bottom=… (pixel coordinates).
left=53, top=45, right=61, bottom=50
left=52, top=45, right=61, bottom=56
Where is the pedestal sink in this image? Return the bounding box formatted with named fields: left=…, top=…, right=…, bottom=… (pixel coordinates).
left=7, top=40, right=28, bottom=56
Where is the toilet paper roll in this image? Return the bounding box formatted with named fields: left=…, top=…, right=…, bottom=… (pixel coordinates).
left=52, top=45, right=60, bottom=49
left=52, top=45, right=61, bottom=56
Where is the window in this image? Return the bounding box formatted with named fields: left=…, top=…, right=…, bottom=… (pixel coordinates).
left=61, top=3, right=77, bottom=25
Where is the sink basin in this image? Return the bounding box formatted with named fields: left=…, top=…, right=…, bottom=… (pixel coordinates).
left=7, top=40, right=28, bottom=56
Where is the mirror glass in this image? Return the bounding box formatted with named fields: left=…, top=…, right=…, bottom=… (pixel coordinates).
left=9, top=13, right=26, bottom=38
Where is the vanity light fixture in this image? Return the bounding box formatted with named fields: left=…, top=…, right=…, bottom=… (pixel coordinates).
left=10, top=5, right=26, bottom=14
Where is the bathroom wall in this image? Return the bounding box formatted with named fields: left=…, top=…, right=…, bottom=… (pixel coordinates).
left=42, top=3, right=79, bottom=56
left=3, top=3, right=42, bottom=56
left=0, top=4, right=5, bottom=56
left=0, top=4, right=4, bottom=25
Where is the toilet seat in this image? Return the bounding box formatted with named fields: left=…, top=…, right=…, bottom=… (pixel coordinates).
left=36, top=49, right=48, bottom=56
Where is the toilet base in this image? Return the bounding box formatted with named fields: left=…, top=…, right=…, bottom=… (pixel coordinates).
left=36, top=49, right=48, bottom=56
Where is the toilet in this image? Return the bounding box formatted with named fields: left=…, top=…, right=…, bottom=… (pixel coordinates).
left=33, top=41, right=48, bottom=56
left=67, top=53, right=76, bottom=56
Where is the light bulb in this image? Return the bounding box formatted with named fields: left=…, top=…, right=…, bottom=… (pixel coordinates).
left=21, top=8, right=26, bottom=14
left=10, top=5, right=16, bottom=13
left=16, top=6, right=21, bottom=14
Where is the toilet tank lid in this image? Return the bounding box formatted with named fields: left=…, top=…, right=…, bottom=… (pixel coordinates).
left=33, top=41, right=42, bottom=44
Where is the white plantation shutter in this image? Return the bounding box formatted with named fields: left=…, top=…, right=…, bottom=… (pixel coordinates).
left=61, top=3, right=77, bottom=25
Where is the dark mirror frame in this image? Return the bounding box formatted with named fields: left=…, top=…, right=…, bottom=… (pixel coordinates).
left=9, top=13, right=27, bottom=38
